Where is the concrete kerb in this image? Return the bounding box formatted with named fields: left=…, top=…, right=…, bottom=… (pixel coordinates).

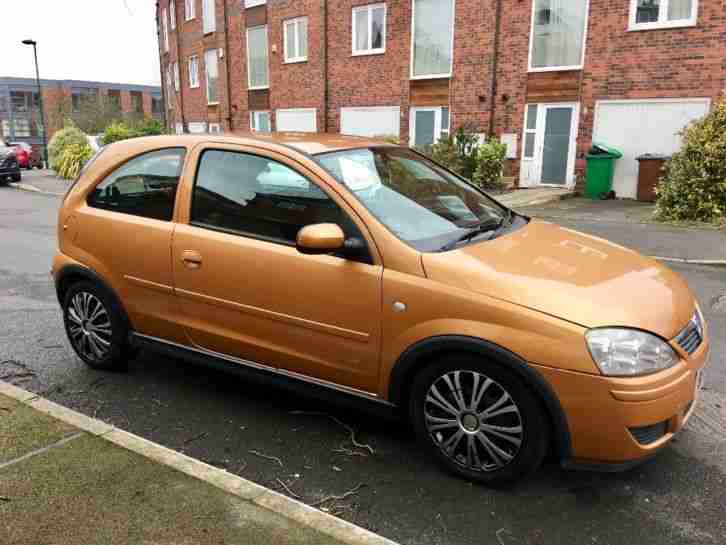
left=0, top=380, right=399, bottom=545
left=651, top=256, right=726, bottom=268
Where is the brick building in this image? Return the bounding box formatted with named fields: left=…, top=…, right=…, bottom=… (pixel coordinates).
left=0, top=77, right=162, bottom=154
left=157, top=0, right=725, bottom=196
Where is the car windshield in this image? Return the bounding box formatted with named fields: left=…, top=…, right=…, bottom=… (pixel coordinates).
left=315, top=146, right=509, bottom=252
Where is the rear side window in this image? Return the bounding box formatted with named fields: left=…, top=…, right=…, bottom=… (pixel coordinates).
left=87, top=148, right=186, bottom=221
left=191, top=149, right=358, bottom=245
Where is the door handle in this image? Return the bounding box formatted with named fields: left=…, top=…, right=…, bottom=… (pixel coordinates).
left=182, top=250, right=203, bottom=269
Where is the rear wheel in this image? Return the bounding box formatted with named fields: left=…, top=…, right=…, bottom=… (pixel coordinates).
left=11, top=172, right=21, bottom=182
left=62, top=281, right=131, bottom=371
left=410, top=355, right=549, bottom=486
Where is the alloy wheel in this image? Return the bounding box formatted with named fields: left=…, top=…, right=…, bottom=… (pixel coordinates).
left=424, top=370, right=523, bottom=472
left=66, top=292, right=113, bottom=362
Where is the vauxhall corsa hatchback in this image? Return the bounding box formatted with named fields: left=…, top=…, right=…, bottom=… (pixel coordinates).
left=53, top=134, right=709, bottom=485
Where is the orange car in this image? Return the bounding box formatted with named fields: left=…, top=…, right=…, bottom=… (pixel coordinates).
left=53, top=134, right=709, bottom=485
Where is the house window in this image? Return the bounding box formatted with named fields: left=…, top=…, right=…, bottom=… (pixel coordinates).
left=284, top=17, right=308, bottom=63
left=162, top=7, right=169, bottom=51
left=188, top=55, right=200, bottom=88
left=202, top=0, right=215, bottom=34
left=411, top=0, right=454, bottom=79
left=185, top=0, right=195, bottom=20
left=244, top=0, right=266, bottom=7
left=529, top=0, right=589, bottom=71
left=71, top=88, right=99, bottom=113
left=247, top=26, right=269, bottom=89
left=204, top=49, right=219, bottom=104
left=131, top=91, right=144, bottom=113
left=173, top=62, right=180, bottom=92
left=352, top=3, right=386, bottom=56
left=170, top=0, right=176, bottom=30
left=251, top=111, right=271, bottom=132
left=409, top=106, right=450, bottom=146
left=208, top=123, right=222, bottom=134
left=12, top=119, right=31, bottom=138
left=152, top=95, right=163, bottom=114
left=107, top=90, right=121, bottom=112
left=523, top=104, right=538, bottom=158
left=629, top=0, right=697, bottom=30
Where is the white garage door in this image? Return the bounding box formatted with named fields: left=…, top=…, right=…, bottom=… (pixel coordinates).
left=276, top=108, right=317, bottom=132
left=593, top=99, right=710, bottom=199
left=341, top=106, right=400, bottom=138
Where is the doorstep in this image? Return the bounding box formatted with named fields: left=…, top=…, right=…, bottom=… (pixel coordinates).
left=496, top=188, right=575, bottom=209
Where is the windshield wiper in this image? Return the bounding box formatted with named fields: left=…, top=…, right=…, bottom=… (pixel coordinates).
left=440, top=216, right=506, bottom=252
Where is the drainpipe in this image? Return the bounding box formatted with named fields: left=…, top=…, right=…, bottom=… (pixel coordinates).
left=155, top=2, right=168, bottom=130
left=322, top=0, right=329, bottom=133
left=488, top=0, right=503, bottom=137
left=173, top=0, right=186, bottom=130
left=223, top=0, right=234, bottom=131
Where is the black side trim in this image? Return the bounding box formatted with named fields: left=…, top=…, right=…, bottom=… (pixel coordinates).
left=131, top=334, right=398, bottom=421
left=388, top=335, right=573, bottom=462
left=54, top=264, right=132, bottom=329
left=561, top=450, right=662, bottom=473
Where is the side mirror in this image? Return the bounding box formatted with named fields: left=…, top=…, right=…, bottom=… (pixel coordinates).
left=296, top=223, right=345, bottom=255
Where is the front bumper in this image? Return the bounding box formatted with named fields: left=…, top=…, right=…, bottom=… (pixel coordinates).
left=533, top=333, right=709, bottom=468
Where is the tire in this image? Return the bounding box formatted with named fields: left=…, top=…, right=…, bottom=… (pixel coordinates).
left=11, top=172, right=21, bottom=182
left=62, top=281, right=132, bottom=371
left=410, top=354, right=549, bottom=486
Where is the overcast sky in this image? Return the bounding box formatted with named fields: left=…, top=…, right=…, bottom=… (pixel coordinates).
left=1, top=0, right=161, bottom=86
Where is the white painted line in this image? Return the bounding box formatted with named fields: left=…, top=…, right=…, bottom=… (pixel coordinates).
left=0, top=432, right=84, bottom=471
left=0, top=380, right=399, bottom=545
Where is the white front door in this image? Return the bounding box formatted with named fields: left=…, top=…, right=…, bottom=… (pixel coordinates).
left=520, top=103, right=579, bottom=187
left=409, top=106, right=450, bottom=146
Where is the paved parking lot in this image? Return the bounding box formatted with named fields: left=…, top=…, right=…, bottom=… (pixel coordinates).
left=2, top=182, right=725, bottom=545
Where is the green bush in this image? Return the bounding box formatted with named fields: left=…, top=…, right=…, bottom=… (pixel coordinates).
left=100, top=117, right=166, bottom=146
left=655, top=95, right=726, bottom=223
left=472, top=138, right=507, bottom=191
left=48, top=122, right=88, bottom=171
left=55, top=142, right=93, bottom=180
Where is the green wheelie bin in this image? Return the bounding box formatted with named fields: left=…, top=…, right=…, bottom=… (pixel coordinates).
left=585, top=143, right=623, bottom=199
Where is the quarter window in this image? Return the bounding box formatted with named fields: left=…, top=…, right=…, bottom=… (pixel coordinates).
left=353, top=4, right=386, bottom=56
left=284, top=17, right=308, bottom=63
left=629, top=0, right=697, bottom=30
left=191, top=150, right=356, bottom=246
left=204, top=49, right=218, bottom=104
left=247, top=26, right=269, bottom=89
left=88, top=148, right=186, bottom=222
left=529, top=0, right=589, bottom=71
left=411, top=0, right=454, bottom=78
left=523, top=104, right=538, bottom=158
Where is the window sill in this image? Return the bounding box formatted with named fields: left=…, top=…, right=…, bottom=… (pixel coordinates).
left=627, top=20, right=697, bottom=32
left=207, top=102, right=220, bottom=106
left=189, top=85, right=200, bottom=89
left=203, top=30, right=215, bottom=36
left=248, top=86, right=270, bottom=91
left=185, top=17, right=196, bottom=22
left=410, top=73, right=451, bottom=81
left=528, top=65, right=583, bottom=73
left=352, top=50, right=385, bottom=57
left=283, top=58, right=308, bottom=64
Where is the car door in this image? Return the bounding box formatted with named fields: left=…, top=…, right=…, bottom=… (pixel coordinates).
left=73, top=146, right=187, bottom=342
left=172, top=144, right=383, bottom=394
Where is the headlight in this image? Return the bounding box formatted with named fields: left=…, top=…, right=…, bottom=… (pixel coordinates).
left=585, top=328, right=680, bottom=376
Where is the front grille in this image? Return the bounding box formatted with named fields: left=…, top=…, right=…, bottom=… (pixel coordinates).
left=674, top=312, right=703, bottom=355
left=629, top=421, right=668, bottom=445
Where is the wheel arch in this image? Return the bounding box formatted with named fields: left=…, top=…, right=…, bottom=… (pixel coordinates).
left=55, top=264, right=133, bottom=330
left=389, top=335, right=573, bottom=462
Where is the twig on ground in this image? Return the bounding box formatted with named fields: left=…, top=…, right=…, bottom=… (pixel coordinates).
left=0, top=496, right=10, bottom=502
left=290, top=411, right=374, bottom=454
left=496, top=528, right=510, bottom=545
left=310, top=483, right=365, bottom=507
left=183, top=432, right=208, bottom=446
left=331, top=445, right=368, bottom=457
left=249, top=449, right=284, bottom=467
left=276, top=478, right=301, bottom=499
left=89, top=378, right=105, bottom=389
left=0, top=371, right=36, bottom=380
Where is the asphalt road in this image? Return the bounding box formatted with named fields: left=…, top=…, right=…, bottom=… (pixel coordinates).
left=2, top=180, right=725, bottom=545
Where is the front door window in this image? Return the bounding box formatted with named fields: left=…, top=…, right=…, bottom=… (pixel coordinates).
left=410, top=107, right=450, bottom=147
left=540, top=107, right=573, bottom=184
left=520, top=103, right=577, bottom=187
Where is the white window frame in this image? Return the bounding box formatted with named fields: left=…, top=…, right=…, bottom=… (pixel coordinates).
left=247, top=25, right=270, bottom=90
left=244, top=0, right=266, bottom=7
left=408, top=106, right=450, bottom=146
left=410, top=0, right=456, bottom=80
left=522, top=104, right=538, bottom=160
left=250, top=111, right=272, bottom=132
left=173, top=62, right=180, bottom=92
left=202, top=0, right=215, bottom=34
left=188, top=55, right=199, bottom=88
left=527, top=0, right=590, bottom=73
left=170, top=0, right=176, bottom=30
left=283, top=17, right=308, bottom=64
left=162, top=8, right=169, bottom=52
left=628, top=0, right=698, bottom=31
left=185, top=0, right=195, bottom=21
left=352, top=3, right=387, bottom=56
left=204, top=49, right=219, bottom=105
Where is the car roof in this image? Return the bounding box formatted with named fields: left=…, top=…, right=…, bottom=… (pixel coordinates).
left=116, top=132, right=395, bottom=157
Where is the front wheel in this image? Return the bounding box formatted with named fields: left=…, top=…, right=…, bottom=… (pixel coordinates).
left=410, top=356, right=549, bottom=486
left=11, top=172, right=21, bottom=182
left=62, top=281, right=131, bottom=371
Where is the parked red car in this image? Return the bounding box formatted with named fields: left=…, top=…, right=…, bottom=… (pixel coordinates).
left=9, top=142, right=42, bottom=169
